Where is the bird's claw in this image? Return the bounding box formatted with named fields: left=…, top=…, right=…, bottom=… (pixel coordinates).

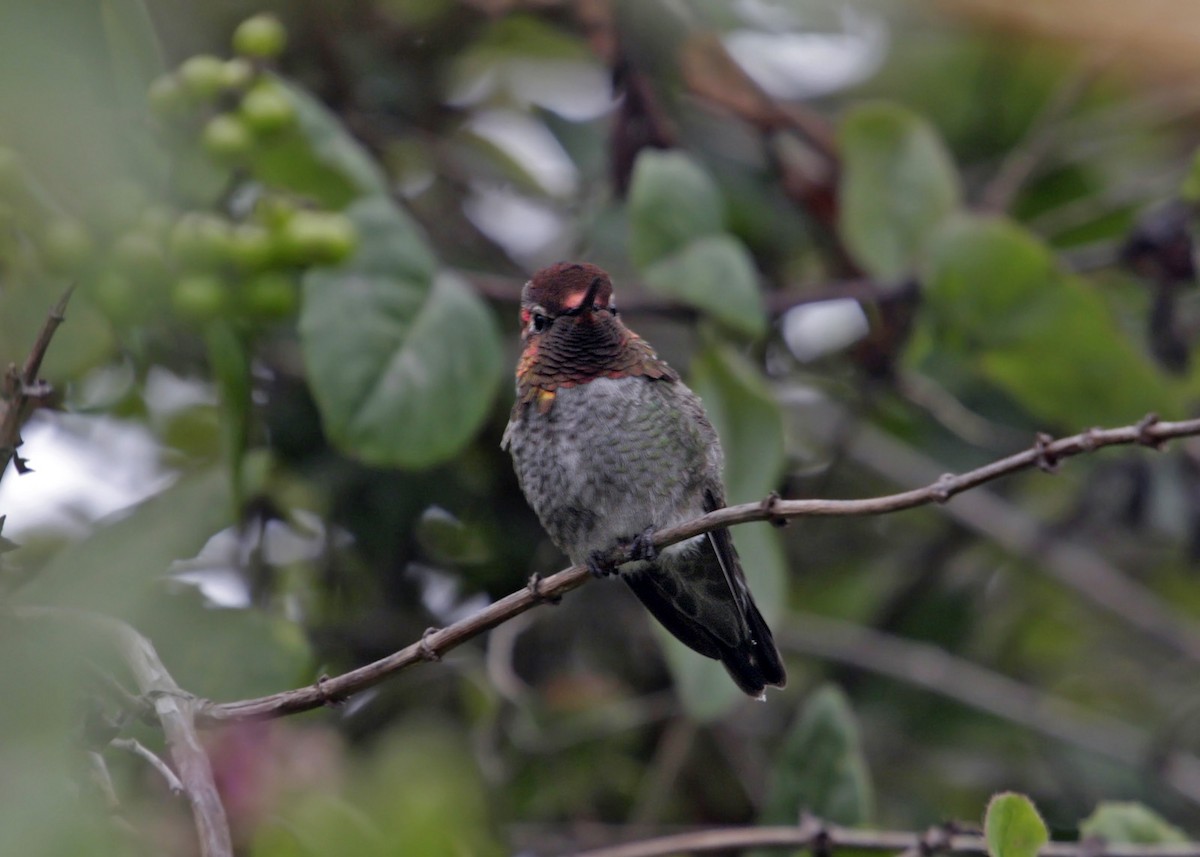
left=586, top=551, right=618, bottom=578
left=627, top=527, right=657, bottom=563
left=526, top=573, right=561, bottom=604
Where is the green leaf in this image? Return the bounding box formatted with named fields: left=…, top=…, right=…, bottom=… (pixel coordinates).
left=839, top=101, right=961, bottom=280
left=205, top=321, right=252, bottom=507
left=978, top=277, right=1180, bottom=426
left=643, top=235, right=766, bottom=338
left=985, top=793, right=1049, bottom=857
left=689, top=343, right=784, bottom=503
left=16, top=468, right=232, bottom=618
left=301, top=197, right=502, bottom=469
left=925, top=214, right=1057, bottom=349
left=758, top=684, right=873, bottom=830
left=628, top=150, right=725, bottom=267
left=1079, top=802, right=1188, bottom=844
left=248, top=77, right=390, bottom=208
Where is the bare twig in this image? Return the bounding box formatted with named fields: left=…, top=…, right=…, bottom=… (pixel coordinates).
left=780, top=614, right=1200, bottom=805
left=565, top=817, right=1200, bottom=857
left=196, top=413, right=1200, bottom=726
left=0, top=287, right=73, bottom=484
left=16, top=607, right=232, bottom=857
left=111, top=738, right=185, bottom=795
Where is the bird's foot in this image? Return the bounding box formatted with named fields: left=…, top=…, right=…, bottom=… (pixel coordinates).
left=625, top=527, right=658, bottom=563
left=586, top=550, right=619, bottom=579
left=526, top=573, right=562, bottom=604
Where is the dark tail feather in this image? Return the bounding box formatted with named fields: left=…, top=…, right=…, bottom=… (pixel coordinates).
left=623, top=571, right=787, bottom=698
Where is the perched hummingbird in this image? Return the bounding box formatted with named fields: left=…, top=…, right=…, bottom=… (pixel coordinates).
left=502, top=261, right=786, bottom=697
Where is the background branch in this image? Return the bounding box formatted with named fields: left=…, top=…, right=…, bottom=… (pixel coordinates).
left=16, top=607, right=232, bottom=857
left=197, top=412, right=1200, bottom=725
left=0, top=287, right=72, bottom=484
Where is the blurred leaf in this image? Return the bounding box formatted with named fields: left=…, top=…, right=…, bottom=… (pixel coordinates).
left=205, top=321, right=252, bottom=505
left=979, top=278, right=1180, bottom=426
left=758, top=684, right=874, bottom=831
left=658, top=634, right=743, bottom=722
left=643, top=235, right=766, bottom=338
left=472, top=14, right=590, bottom=61
left=99, top=0, right=163, bottom=126
left=925, top=214, right=1057, bottom=349
left=16, top=467, right=232, bottom=617
left=140, top=586, right=311, bottom=702
left=839, top=101, right=960, bottom=280
left=985, top=792, right=1049, bottom=857
left=249, top=77, right=390, bottom=209
left=1180, top=147, right=1200, bottom=203
left=0, top=285, right=115, bottom=381
left=689, top=343, right=784, bottom=503
left=628, top=150, right=725, bottom=268
left=1079, top=802, right=1188, bottom=844
left=301, top=197, right=502, bottom=469
left=416, top=506, right=492, bottom=564
left=253, top=726, right=500, bottom=857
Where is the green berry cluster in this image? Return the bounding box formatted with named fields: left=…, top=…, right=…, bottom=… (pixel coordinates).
left=0, top=12, right=358, bottom=329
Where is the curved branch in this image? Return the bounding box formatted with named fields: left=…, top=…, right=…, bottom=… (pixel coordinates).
left=16, top=607, right=232, bottom=857
left=567, top=816, right=1200, bottom=857
left=197, top=413, right=1200, bottom=725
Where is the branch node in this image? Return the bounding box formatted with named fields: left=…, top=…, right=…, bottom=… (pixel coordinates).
left=931, top=474, right=956, bottom=503
left=1080, top=427, right=1103, bottom=451
left=760, top=490, right=788, bottom=527
left=1136, top=412, right=1164, bottom=449
left=1034, top=432, right=1060, bottom=473
left=315, top=674, right=347, bottom=708
left=419, top=627, right=442, bottom=662
left=526, top=573, right=561, bottom=605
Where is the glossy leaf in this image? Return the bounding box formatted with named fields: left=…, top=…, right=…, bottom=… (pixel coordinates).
left=690, top=343, right=784, bottom=503
left=839, top=101, right=960, bottom=280
left=249, top=77, right=390, bottom=209
left=300, top=197, right=502, bottom=469
left=1079, top=802, right=1187, bottom=844
left=985, top=792, right=1049, bottom=857
left=759, top=684, right=874, bottom=829
left=643, top=235, right=766, bottom=338
left=979, top=278, right=1180, bottom=426
left=628, top=150, right=725, bottom=268
left=925, top=214, right=1057, bottom=348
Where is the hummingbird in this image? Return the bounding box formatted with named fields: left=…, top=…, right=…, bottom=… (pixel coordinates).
left=502, top=261, right=786, bottom=697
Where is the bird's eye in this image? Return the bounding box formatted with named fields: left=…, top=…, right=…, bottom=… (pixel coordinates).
left=531, top=313, right=549, bottom=332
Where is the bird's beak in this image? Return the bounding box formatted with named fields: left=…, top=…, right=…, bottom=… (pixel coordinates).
left=580, top=276, right=604, bottom=313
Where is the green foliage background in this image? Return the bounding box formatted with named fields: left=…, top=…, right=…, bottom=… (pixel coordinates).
left=2, top=0, right=1200, bottom=853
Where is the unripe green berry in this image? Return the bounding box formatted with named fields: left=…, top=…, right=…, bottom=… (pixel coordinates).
left=233, top=14, right=287, bottom=60
left=40, top=218, right=94, bottom=274
left=178, top=55, right=227, bottom=100
left=280, top=211, right=357, bottom=265
left=173, top=273, right=229, bottom=321
left=92, top=271, right=141, bottom=322
left=111, top=231, right=167, bottom=284
left=147, top=74, right=189, bottom=116
left=221, top=58, right=256, bottom=91
left=239, top=83, right=295, bottom=135
left=170, top=212, right=234, bottom=269
left=229, top=222, right=275, bottom=270
left=243, top=271, right=297, bottom=318
left=253, top=194, right=299, bottom=230
left=202, top=114, right=254, bottom=162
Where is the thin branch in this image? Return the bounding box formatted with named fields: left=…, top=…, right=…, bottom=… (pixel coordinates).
left=780, top=613, right=1200, bottom=806
left=0, top=286, right=73, bottom=484
left=566, top=817, right=1200, bottom=857
left=16, top=607, right=232, bottom=857
left=196, top=412, right=1200, bottom=725
left=111, top=738, right=185, bottom=796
